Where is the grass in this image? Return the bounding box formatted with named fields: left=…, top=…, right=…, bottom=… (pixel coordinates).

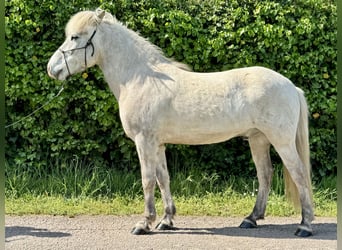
left=5, top=158, right=337, bottom=218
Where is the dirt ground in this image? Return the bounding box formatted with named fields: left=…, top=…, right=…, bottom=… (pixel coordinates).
left=5, top=215, right=337, bottom=250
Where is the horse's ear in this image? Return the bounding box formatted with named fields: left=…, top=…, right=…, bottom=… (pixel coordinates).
left=95, top=8, right=106, bottom=22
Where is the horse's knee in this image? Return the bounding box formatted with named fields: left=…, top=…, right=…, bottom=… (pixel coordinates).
left=142, top=178, right=156, bottom=191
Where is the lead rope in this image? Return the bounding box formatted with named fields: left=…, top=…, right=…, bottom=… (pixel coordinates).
left=5, top=84, right=65, bottom=129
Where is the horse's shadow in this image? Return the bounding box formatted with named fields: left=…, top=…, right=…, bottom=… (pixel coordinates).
left=5, top=226, right=71, bottom=242
left=152, top=223, right=337, bottom=240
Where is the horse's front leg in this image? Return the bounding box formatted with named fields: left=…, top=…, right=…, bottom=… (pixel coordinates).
left=131, top=134, right=158, bottom=235
left=155, top=145, right=176, bottom=230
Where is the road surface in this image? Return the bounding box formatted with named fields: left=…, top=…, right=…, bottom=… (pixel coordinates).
left=5, top=215, right=337, bottom=249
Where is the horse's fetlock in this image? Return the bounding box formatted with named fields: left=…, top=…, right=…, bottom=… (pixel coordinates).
left=146, top=213, right=156, bottom=223
left=165, top=204, right=176, bottom=216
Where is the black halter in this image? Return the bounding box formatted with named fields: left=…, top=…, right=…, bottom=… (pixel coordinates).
left=59, top=29, right=97, bottom=77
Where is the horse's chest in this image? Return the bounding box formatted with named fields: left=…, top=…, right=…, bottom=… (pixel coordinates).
left=118, top=97, right=164, bottom=140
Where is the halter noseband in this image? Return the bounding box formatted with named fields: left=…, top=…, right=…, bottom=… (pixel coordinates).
left=59, top=29, right=97, bottom=77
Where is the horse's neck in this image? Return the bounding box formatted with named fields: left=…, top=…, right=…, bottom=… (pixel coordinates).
left=98, top=23, right=166, bottom=100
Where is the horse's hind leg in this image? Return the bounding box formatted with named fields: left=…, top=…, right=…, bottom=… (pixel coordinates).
left=155, top=145, right=176, bottom=230
left=240, top=132, right=273, bottom=229
left=273, top=142, right=314, bottom=236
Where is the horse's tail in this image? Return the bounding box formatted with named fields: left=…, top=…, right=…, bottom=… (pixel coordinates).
left=283, top=88, right=313, bottom=209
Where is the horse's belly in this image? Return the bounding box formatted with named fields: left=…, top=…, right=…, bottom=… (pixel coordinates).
left=158, top=120, right=246, bottom=145
left=162, top=133, right=238, bottom=145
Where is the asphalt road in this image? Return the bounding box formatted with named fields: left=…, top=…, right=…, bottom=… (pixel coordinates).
left=5, top=215, right=337, bottom=250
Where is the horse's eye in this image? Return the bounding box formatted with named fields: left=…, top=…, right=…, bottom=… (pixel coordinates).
left=71, top=35, right=79, bottom=41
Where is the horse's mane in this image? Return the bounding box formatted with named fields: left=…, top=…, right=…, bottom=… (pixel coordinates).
left=66, top=10, right=191, bottom=71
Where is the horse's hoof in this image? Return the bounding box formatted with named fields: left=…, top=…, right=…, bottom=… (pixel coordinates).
left=295, top=228, right=313, bottom=237
left=155, top=222, right=177, bottom=230
left=239, top=219, right=257, bottom=229
left=131, top=227, right=151, bottom=235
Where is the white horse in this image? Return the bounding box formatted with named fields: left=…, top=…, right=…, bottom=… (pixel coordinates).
left=47, top=9, right=314, bottom=237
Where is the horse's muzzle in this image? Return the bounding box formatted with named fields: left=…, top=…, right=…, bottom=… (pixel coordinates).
left=47, top=63, right=63, bottom=80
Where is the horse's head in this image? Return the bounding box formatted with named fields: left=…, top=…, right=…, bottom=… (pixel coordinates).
left=47, top=8, right=106, bottom=80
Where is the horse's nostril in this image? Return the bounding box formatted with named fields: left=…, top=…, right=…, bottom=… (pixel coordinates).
left=47, top=65, right=62, bottom=80
left=47, top=65, right=52, bottom=74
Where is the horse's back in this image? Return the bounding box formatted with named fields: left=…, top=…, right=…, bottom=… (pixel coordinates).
left=156, top=66, right=301, bottom=144
left=170, top=66, right=299, bottom=123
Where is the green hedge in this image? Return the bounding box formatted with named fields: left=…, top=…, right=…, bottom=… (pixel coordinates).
left=5, top=0, right=336, bottom=179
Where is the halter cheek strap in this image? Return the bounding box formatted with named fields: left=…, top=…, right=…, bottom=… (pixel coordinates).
left=59, top=29, right=97, bottom=77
